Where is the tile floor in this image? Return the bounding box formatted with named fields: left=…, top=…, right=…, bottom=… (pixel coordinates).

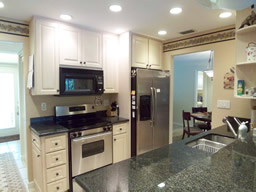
left=0, top=140, right=31, bottom=192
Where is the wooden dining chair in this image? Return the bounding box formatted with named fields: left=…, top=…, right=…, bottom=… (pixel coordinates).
left=192, top=107, right=208, bottom=130
left=182, top=110, right=203, bottom=139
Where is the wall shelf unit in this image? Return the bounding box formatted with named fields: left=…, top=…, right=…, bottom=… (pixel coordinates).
left=235, top=8, right=256, bottom=99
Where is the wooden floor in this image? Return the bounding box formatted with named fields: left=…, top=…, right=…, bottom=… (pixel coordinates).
left=0, top=135, right=19, bottom=143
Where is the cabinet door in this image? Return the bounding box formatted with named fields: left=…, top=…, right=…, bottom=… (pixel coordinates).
left=59, top=24, right=82, bottom=66
left=113, top=133, right=129, bottom=163
left=82, top=31, right=102, bottom=68
left=34, top=19, right=59, bottom=95
left=103, top=34, right=119, bottom=93
left=149, top=39, right=162, bottom=69
left=32, top=144, right=42, bottom=192
left=132, top=35, right=148, bottom=68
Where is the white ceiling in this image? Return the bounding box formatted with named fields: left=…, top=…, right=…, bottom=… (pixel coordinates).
left=0, top=0, right=236, bottom=40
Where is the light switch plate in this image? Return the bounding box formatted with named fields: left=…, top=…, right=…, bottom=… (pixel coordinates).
left=41, top=102, right=47, bottom=111
left=217, top=100, right=231, bottom=109
left=103, top=99, right=109, bottom=106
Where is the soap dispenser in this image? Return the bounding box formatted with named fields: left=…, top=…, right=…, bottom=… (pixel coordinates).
left=238, top=122, right=248, bottom=141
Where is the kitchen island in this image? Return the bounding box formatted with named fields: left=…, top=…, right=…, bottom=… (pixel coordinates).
left=75, top=125, right=256, bottom=192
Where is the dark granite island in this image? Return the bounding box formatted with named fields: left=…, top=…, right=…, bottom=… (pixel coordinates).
left=75, top=125, right=256, bottom=192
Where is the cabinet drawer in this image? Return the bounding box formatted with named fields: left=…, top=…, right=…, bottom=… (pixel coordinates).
left=46, top=165, right=67, bottom=184
left=113, top=123, right=128, bottom=135
left=46, top=150, right=66, bottom=169
left=45, top=135, right=67, bottom=153
left=32, top=132, right=40, bottom=149
left=47, top=178, right=68, bottom=192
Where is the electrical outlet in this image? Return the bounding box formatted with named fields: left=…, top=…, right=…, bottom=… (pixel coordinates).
left=217, top=100, right=231, bottom=109
left=41, top=102, right=47, bottom=111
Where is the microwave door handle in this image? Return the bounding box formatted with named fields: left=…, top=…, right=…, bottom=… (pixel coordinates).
left=72, top=131, right=112, bottom=142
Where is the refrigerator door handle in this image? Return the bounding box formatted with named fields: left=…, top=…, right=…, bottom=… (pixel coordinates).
left=150, top=87, right=154, bottom=127
left=153, top=88, right=157, bottom=126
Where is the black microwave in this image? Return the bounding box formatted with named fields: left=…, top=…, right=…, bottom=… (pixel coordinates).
left=60, top=67, right=104, bottom=96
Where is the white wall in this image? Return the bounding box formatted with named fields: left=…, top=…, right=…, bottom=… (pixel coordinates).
left=173, top=51, right=211, bottom=126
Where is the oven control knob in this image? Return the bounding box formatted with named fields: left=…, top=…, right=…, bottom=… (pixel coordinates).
left=103, top=127, right=107, bottom=131
left=72, top=133, right=77, bottom=138
left=78, top=132, right=82, bottom=137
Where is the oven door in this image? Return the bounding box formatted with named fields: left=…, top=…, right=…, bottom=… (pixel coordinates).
left=71, top=131, right=113, bottom=177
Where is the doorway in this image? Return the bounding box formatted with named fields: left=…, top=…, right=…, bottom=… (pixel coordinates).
left=172, top=51, right=214, bottom=142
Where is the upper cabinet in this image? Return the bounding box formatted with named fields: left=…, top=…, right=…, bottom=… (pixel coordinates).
left=82, top=31, right=102, bottom=68
left=59, top=24, right=82, bottom=66
left=30, top=18, right=59, bottom=95
left=132, top=35, right=162, bottom=69
left=59, top=24, right=102, bottom=69
left=235, top=8, right=256, bottom=99
left=103, top=34, right=119, bottom=93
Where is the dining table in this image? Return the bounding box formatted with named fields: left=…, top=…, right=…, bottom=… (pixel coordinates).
left=191, top=112, right=212, bottom=130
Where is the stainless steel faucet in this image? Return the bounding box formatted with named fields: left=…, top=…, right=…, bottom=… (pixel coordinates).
left=223, top=117, right=238, bottom=137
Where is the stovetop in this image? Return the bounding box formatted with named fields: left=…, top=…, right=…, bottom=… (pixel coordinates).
left=60, top=117, right=110, bottom=129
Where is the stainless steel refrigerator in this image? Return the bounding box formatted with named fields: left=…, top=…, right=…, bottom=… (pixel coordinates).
left=131, top=68, right=170, bottom=156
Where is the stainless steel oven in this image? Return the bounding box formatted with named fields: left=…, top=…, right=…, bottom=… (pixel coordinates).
left=71, top=126, right=113, bottom=177
left=60, top=67, right=104, bottom=96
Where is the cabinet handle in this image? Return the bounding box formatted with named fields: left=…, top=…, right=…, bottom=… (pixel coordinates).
left=114, top=138, right=116, bottom=141
left=37, top=155, right=40, bottom=158
left=80, top=61, right=82, bottom=64
left=55, top=142, right=58, bottom=146
left=56, top=158, right=59, bottom=161
left=56, top=172, right=59, bottom=176
left=56, top=186, right=60, bottom=190
left=84, top=61, right=86, bottom=64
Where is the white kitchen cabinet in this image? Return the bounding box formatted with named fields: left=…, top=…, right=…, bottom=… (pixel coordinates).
left=103, top=34, right=119, bottom=93
left=132, top=35, right=163, bottom=69
left=59, top=24, right=82, bottom=66
left=83, top=31, right=102, bottom=68
left=30, top=18, right=59, bottom=95
left=59, top=24, right=102, bottom=69
left=31, top=132, right=69, bottom=192
left=132, top=35, right=149, bottom=68
left=113, top=122, right=129, bottom=163
left=149, top=39, right=162, bottom=69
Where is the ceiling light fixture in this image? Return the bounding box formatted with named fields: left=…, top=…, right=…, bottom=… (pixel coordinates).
left=219, top=12, right=232, bottom=18
left=170, top=7, right=182, bottom=15
left=60, top=14, right=72, bottom=21
left=0, top=2, right=4, bottom=8
left=158, top=30, right=167, bottom=35
left=109, top=5, right=122, bottom=12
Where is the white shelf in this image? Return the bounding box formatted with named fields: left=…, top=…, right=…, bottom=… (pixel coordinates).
left=235, top=95, right=256, bottom=99
left=237, top=61, right=256, bottom=66
left=236, top=25, right=256, bottom=35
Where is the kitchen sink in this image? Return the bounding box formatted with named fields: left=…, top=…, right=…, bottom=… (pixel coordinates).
left=186, top=134, right=235, bottom=154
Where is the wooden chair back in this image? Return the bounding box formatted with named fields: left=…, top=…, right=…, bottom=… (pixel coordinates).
left=182, top=110, right=191, bottom=132
left=192, top=107, right=207, bottom=113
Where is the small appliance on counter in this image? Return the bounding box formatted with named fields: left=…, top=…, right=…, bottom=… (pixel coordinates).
left=107, top=101, right=119, bottom=117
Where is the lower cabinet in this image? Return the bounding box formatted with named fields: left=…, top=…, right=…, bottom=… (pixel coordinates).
left=31, top=132, right=69, bottom=192
left=113, top=122, right=130, bottom=163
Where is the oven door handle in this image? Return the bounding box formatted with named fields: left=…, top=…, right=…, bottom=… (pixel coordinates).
left=72, top=131, right=112, bottom=142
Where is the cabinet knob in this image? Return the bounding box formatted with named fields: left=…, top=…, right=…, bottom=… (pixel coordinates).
left=55, top=142, right=58, bottom=146
left=120, top=128, right=122, bottom=131
left=114, top=138, right=116, bottom=141
left=146, top=64, right=149, bottom=68
left=84, top=61, right=86, bottom=64
left=149, top=65, right=151, bottom=68
left=80, top=61, right=83, bottom=64
left=33, top=139, right=36, bottom=142
left=56, top=172, right=59, bottom=176
left=37, top=155, right=40, bottom=158
left=56, top=90, right=60, bottom=93
left=56, top=158, right=59, bottom=161
left=56, top=186, right=60, bottom=190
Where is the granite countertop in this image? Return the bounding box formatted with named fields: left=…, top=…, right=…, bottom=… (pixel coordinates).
left=30, top=116, right=129, bottom=137
left=75, top=125, right=256, bottom=192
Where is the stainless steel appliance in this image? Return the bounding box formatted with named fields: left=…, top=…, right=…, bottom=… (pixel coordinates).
left=131, top=68, right=170, bottom=156
left=55, top=104, right=113, bottom=178
left=60, top=67, right=104, bottom=96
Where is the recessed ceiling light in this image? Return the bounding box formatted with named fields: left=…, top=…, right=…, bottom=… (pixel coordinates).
left=158, top=30, right=167, bottom=35
left=60, top=14, right=72, bottom=21
left=109, top=5, right=122, bottom=12
left=0, top=2, right=4, bottom=8
left=219, top=12, right=232, bottom=18
left=170, top=7, right=182, bottom=15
